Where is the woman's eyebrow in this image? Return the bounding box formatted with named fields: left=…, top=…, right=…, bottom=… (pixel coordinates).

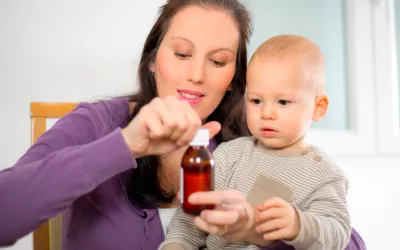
left=171, top=36, right=235, bottom=55
left=171, top=36, right=193, bottom=44
left=209, top=47, right=235, bottom=55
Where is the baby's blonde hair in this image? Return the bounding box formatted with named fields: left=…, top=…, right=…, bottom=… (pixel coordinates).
left=250, top=34, right=325, bottom=94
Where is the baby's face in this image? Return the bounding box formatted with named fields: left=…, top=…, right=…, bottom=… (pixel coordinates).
left=246, top=56, right=318, bottom=150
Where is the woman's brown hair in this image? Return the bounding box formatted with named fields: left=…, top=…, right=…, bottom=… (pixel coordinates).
left=128, top=0, right=252, bottom=208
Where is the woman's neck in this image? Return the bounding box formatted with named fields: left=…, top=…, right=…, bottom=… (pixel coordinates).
left=159, top=200, right=179, bottom=208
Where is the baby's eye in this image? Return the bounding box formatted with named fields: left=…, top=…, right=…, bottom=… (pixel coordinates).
left=251, top=99, right=262, bottom=105
left=175, top=53, right=191, bottom=59
left=278, top=100, right=291, bottom=106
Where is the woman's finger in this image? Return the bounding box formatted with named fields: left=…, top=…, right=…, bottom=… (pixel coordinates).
left=151, top=97, right=178, bottom=137
left=193, top=216, right=226, bottom=235
left=201, top=121, right=221, bottom=139
left=189, top=190, right=245, bottom=206
left=165, top=97, right=191, bottom=143
left=215, top=200, right=247, bottom=216
left=199, top=209, right=240, bottom=226
left=176, top=101, right=201, bottom=146
left=141, top=105, right=164, bottom=139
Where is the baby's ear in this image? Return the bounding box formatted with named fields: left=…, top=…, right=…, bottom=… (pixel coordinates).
left=312, top=95, right=329, bottom=121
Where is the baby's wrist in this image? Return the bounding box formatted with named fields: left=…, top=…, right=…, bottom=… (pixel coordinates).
left=285, top=205, right=301, bottom=241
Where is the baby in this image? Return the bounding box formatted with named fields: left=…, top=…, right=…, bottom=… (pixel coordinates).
left=159, top=34, right=351, bottom=250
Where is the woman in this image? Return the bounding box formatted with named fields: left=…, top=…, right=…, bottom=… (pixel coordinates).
left=0, top=0, right=365, bottom=249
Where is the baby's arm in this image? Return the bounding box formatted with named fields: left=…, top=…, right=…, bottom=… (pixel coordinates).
left=257, top=171, right=351, bottom=250
left=158, top=206, right=208, bottom=250
left=158, top=143, right=230, bottom=250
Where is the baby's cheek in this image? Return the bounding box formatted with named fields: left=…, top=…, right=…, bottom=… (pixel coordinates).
left=285, top=117, right=304, bottom=135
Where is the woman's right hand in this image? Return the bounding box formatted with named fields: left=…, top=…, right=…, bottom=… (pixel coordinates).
left=121, top=96, right=221, bottom=158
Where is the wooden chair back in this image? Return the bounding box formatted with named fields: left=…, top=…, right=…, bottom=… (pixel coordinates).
left=30, top=102, right=78, bottom=250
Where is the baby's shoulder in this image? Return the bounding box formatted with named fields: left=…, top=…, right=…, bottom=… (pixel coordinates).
left=214, top=136, right=255, bottom=155
left=307, top=146, right=348, bottom=180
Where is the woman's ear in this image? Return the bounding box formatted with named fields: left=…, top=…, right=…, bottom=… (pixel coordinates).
left=149, top=61, right=155, bottom=73
left=312, top=95, right=329, bottom=121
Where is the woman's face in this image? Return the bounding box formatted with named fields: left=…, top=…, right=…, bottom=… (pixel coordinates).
left=150, top=5, right=239, bottom=121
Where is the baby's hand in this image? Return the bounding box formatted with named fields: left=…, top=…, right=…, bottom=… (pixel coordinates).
left=255, top=197, right=300, bottom=241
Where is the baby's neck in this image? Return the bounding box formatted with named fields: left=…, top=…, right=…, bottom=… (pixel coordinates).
left=257, top=136, right=310, bottom=156
left=264, top=143, right=309, bottom=152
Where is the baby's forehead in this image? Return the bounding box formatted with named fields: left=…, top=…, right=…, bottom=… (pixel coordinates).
left=248, top=35, right=325, bottom=94
left=246, top=83, right=317, bottom=100
left=247, top=55, right=310, bottom=83
left=250, top=35, right=324, bottom=71
left=246, top=61, right=319, bottom=96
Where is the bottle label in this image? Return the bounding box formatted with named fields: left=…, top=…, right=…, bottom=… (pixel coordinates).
left=180, top=168, right=184, bottom=204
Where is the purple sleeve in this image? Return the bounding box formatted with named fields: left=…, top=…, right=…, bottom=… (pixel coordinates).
left=258, top=229, right=366, bottom=250
left=0, top=102, right=137, bottom=246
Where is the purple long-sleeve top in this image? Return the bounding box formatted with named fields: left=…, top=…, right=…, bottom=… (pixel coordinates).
left=0, top=98, right=366, bottom=250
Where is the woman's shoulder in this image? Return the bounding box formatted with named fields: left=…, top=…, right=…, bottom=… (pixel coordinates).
left=73, top=97, right=133, bottom=131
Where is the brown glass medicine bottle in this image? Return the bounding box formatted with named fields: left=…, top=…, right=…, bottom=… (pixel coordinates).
left=180, top=128, right=215, bottom=215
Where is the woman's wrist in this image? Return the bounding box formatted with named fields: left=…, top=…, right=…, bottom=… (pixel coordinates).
left=121, top=128, right=143, bottom=158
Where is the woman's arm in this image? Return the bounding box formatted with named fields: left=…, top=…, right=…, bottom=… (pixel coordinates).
left=0, top=95, right=222, bottom=247
left=0, top=102, right=136, bottom=246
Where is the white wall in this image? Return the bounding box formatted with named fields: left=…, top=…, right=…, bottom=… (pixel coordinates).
left=0, top=1, right=165, bottom=249
left=0, top=1, right=399, bottom=250
left=336, top=157, right=400, bottom=250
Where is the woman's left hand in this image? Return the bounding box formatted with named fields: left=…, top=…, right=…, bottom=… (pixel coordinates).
left=187, top=190, right=258, bottom=243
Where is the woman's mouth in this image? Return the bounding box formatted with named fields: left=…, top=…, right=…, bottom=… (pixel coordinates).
left=177, top=89, right=205, bottom=105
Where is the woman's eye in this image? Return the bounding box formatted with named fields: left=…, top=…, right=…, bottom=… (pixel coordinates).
left=175, top=53, right=190, bottom=59
left=278, top=100, right=291, bottom=105
left=210, top=59, right=226, bottom=67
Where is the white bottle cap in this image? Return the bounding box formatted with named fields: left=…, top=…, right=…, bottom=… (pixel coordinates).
left=189, top=128, right=210, bottom=146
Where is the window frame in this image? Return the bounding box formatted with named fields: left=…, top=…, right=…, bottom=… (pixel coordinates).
left=372, top=0, right=400, bottom=154
left=303, top=0, right=376, bottom=155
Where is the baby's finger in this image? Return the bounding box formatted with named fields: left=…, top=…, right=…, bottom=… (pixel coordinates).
left=256, top=207, right=283, bottom=223
left=256, top=218, right=286, bottom=234
left=263, top=228, right=292, bottom=241
left=258, top=197, right=287, bottom=210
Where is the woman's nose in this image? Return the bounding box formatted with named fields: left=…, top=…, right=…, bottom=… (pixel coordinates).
left=187, top=59, right=205, bottom=85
